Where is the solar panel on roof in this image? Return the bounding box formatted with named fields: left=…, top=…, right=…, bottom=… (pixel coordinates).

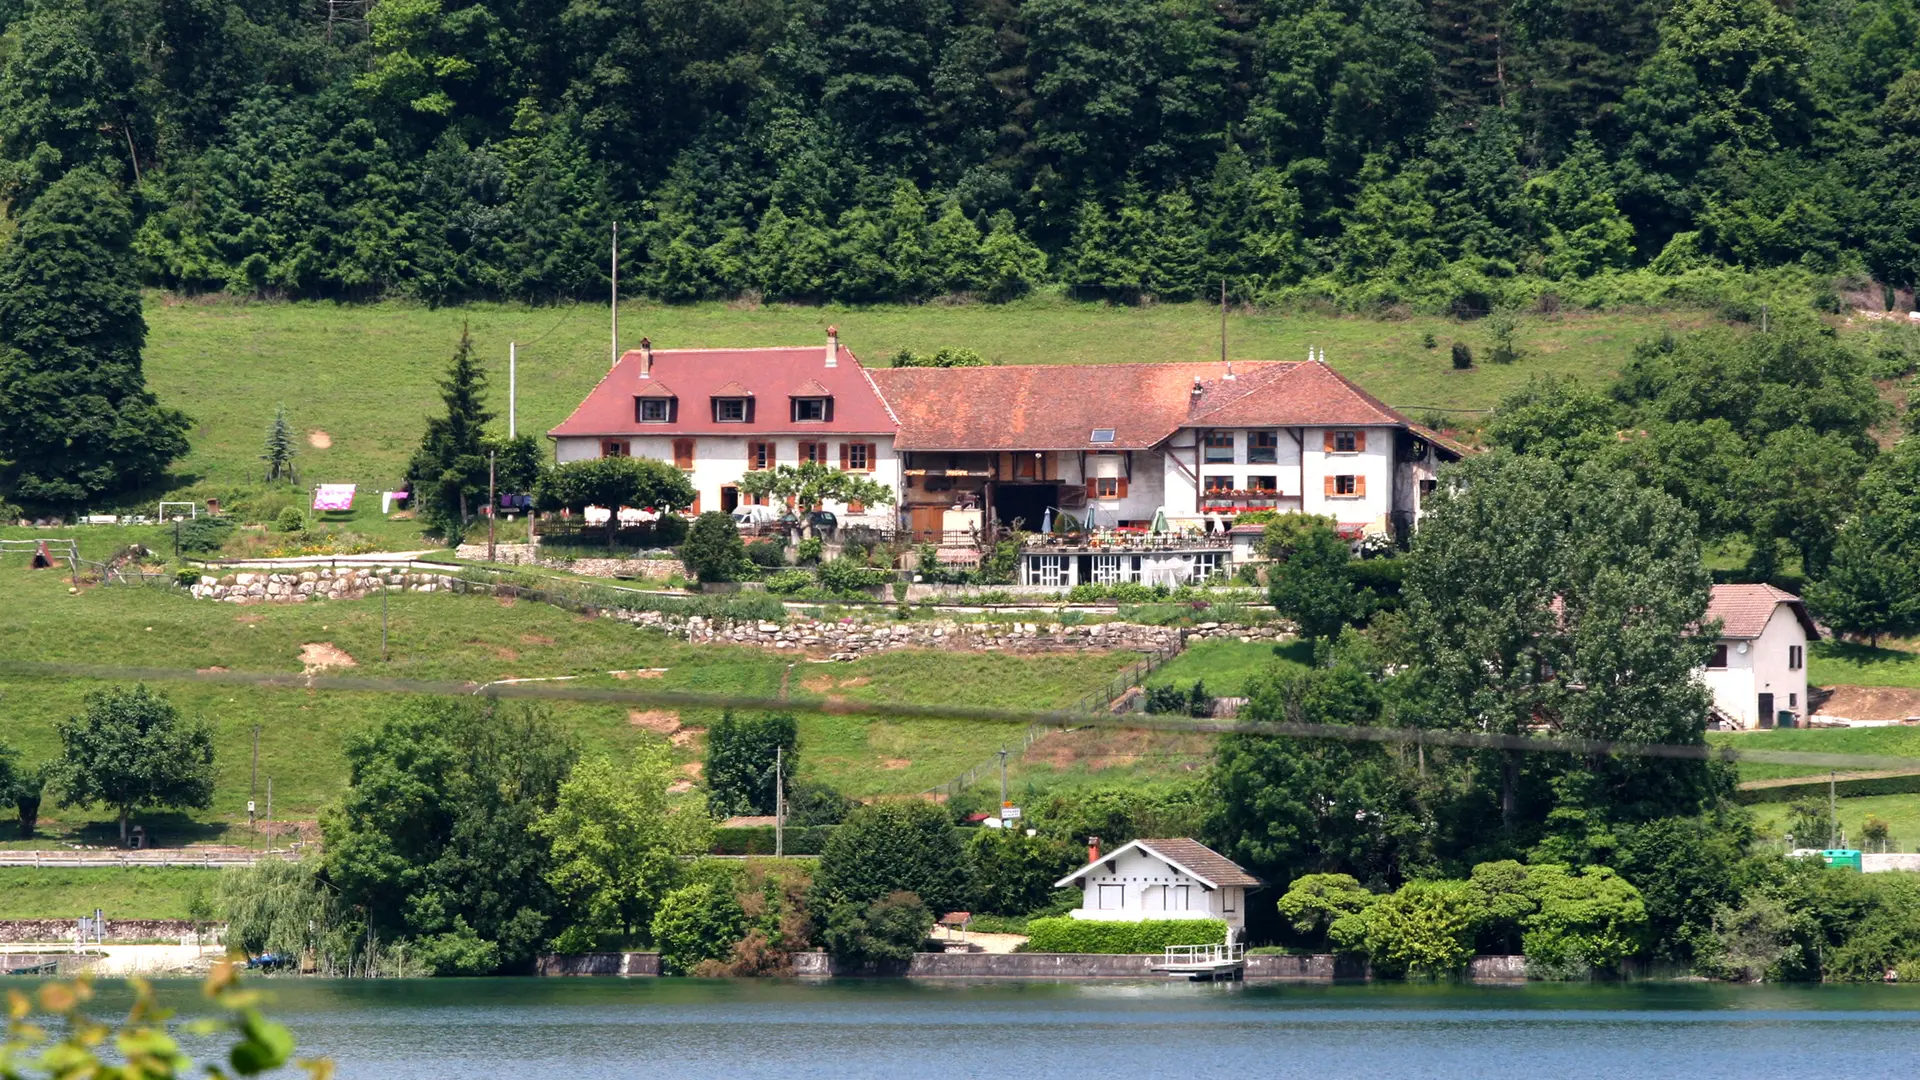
left=1090, top=428, right=1115, bottom=444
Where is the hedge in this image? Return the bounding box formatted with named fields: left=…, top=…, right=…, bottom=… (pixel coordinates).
left=710, top=826, right=834, bottom=856
left=1022, top=917, right=1230, bottom=954
left=1736, top=771, right=1920, bottom=805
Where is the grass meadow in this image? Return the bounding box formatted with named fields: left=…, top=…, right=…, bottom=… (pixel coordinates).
left=136, top=293, right=1722, bottom=515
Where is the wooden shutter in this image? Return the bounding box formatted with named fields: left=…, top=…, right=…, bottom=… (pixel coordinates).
left=866, top=443, right=878, bottom=472
left=823, top=397, right=835, bottom=422
left=1323, top=430, right=1336, bottom=452
left=1354, top=430, right=1367, bottom=453
left=673, top=439, right=694, bottom=469
left=1323, top=475, right=1336, bottom=496
left=690, top=493, right=701, bottom=514
left=767, top=441, right=776, bottom=467
left=1117, top=478, right=1129, bottom=499
left=666, top=398, right=678, bottom=423
left=849, top=500, right=865, bottom=513
left=839, top=443, right=850, bottom=470
left=744, top=398, right=756, bottom=424
left=1355, top=475, right=1367, bottom=497
left=1087, top=479, right=1100, bottom=500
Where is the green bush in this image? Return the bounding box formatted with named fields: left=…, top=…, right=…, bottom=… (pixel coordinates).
left=817, top=556, right=892, bottom=593
left=272, top=506, right=307, bottom=533
left=175, top=516, right=235, bottom=554
left=968, top=829, right=1081, bottom=916
left=682, top=511, right=747, bottom=583
left=710, top=825, right=835, bottom=855
left=1451, top=342, right=1473, bottom=369
left=1022, top=917, right=1229, bottom=953
left=744, top=540, right=787, bottom=569
left=651, top=881, right=747, bottom=975
left=796, top=537, right=824, bottom=565
left=821, top=891, right=934, bottom=965
left=705, top=711, right=796, bottom=818
left=764, top=568, right=814, bottom=594
left=810, top=802, right=970, bottom=916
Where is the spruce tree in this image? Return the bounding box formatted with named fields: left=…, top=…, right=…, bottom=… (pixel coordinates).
left=262, top=403, right=296, bottom=484
left=406, top=324, right=494, bottom=538
left=0, top=168, right=190, bottom=513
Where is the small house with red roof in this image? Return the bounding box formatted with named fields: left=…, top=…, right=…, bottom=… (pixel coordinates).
left=549, top=330, right=1462, bottom=583
left=1701, top=584, right=1820, bottom=729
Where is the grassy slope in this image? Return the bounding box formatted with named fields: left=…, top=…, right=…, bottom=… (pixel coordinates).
left=1747, top=794, right=1920, bottom=851
left=1145, top=639, right=1314, bottom=697
left=1811, top=640, right=1920, bottom=689
left=140, top=295, right=1715, bottom=506
left=0, top=868, right=221, bottom=920
left=0, top=556, right=1153, bottom=837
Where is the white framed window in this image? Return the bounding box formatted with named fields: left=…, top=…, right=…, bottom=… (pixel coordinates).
left=714, top=398, right=747, bottom=422
left=1331, top=429, right=1359, bottom=453
left=1029, top=555, right=1070, bottom=587
left=1171, top=884, right=1191, bottom=911
left=1097, top=883, right=1124, bottom=910
left=636, top=398, right=670, bottom=423
left=1090, top=554, right=1140, bottom=584
left=846, top=443, right=871, bottom=471
left=1191, top=552, right=1225, bottom=581
left=793, top=397, right=828, bottom=422
left=1333, top=474, right=1358, bottom=496
left=1789, top=645, right=1803, bottom=670
left=1224, top=888, right=1235, bottom=913
left=1203, top=431, right=1235, bottom=463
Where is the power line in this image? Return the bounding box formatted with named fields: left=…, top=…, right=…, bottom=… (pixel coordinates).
left=2, top=659, right=1913, bottom=774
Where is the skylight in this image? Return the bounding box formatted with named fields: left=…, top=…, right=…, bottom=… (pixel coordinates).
left=1090, top=428, right=1116, bottom=444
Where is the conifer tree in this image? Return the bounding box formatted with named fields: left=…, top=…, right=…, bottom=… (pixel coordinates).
left=978, top=210, right=1048, bottom=300
left=262, top=404, right=296, bottom=484
left=0, top=168, right=190, bottom=513
left=926, top=202, right=984, bottom=294
left=405, top=324, right=494, bottom=538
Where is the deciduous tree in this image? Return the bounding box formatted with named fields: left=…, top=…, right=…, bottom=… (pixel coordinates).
left=50, top=685, right=215, bottom=846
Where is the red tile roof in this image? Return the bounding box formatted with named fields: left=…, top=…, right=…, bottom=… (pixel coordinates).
left=548, top=345, right=897, bottom=437
left=870, top=359, right=1459, bottom=454
left=1706, top=584, right=1820, bottom=641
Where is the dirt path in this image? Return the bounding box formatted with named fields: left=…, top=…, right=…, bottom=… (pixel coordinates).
left=1812, top=685, right=1920, bottom=723
left=1737, top=767, right=1920, bottom=791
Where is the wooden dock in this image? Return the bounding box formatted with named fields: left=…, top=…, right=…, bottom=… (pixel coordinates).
left=1152, top=942, right=1246, bottom=981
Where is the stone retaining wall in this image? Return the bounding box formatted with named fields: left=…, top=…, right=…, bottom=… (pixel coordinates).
left=0, top=919, right=213, bottom=944
left=805, top=951, right=1504, bottom=981
left=534, top=952, right=660, bottom=976
left=185, top=568, right=1286, bottom=658
left=452, top=543, right=683, bottom=580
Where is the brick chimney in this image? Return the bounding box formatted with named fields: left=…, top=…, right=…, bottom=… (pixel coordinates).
left=1088, top=836, right=1101, bottom=864
left=639, top=337, right=652, bottom=379
left=826, top=325, right=839, bottom=368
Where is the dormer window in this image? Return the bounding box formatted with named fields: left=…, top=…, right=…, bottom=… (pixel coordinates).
left=714, top=398, right=749, bottom=423
left=637, top=398, right=671, bottom=423
left=793, top=397, right=828, bottom=423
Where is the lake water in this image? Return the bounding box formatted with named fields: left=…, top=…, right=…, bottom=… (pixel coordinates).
left=35, top=978, right=1920, bottom=1079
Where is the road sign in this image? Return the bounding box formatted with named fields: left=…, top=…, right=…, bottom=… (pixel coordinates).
left=1001, top=806, right=1022, bottom=820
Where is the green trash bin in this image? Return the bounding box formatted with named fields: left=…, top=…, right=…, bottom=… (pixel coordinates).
left=1777, top=710, right=1796, bottom=729
left=1821, top=849, right=1863, bottom=871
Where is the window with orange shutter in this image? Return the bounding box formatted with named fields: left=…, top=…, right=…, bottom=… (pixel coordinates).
left=1328, top=474, right=1359, bottom=496
left=1329, top=430, right=1359, bottom=453
left=672, top=438, right=695, bottom=469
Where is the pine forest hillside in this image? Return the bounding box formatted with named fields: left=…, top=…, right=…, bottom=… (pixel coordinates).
left=0, top=0, right=1916, bottom=310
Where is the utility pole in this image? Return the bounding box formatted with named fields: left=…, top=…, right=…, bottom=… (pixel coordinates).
left=249, top=725, right=261, bottom=845
left=610, top=222, right=620, bottom=370
left=774, top=744, right=784, bottom=858
left=266, top=776, right=272, bottom=838
left=487, top=450, right=497, bottom=563
left=508, top=342, right=517, bottom=439
left=1219, top=280, right=1228, bottom=367
left=998, top=747, right=1009, bottom=810
left=381, top=579, right=389, bottom=662
left=1830, top=770, right=1838, bottom=848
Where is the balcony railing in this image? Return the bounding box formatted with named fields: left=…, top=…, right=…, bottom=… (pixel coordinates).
left=1021, top=530, right=1232, bottom=553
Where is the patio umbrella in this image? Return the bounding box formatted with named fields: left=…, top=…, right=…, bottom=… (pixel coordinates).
left=1040, top=507, right=1053, bottom=534
left=1149, top=506, right=1169, bottom=534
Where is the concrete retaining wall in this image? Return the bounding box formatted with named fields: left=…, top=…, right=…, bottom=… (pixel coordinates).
left=534, top=952, right=660, bottom=976
left=0, top=919, right=212, bottom=944
left=1865, top=853, right=1920, bottom=873
left=1467, top=955, right=1529, bottom=981
left=799, top=951, right=1522, bottom=981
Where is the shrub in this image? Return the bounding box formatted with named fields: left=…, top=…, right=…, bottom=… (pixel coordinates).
left=968, top=829, right=1081, bottom=916
left=1022, top=917, right=1229, bottom=953
left=1422, top=331, right=1437, bottom=349
left=821, top=891, right=934, bottom=965
left=1451, top=341, right=1473, bottom=369
left=1360, top=880, right=1481, bottom=977
left=710, top=825, right=836, bottom=856
left=1520, top=865, right=1649, bottom=971
left=764, top=568, right=814, bottom=594
left=682, top=511, right=747, bottom=583
left=175, top=516, right=235, bottom=554
left=811, top=802, right=970, bottom=916
left=705, top=711, right=796, bottom=818
left=651, top=881, right=747, bottom=975
left=786, top=780, right=855, bottom=826
left=1276, top=873, right=1377, bottom=948
left=817, top=556, right=892, bottom=593
left=796, top=537, right=824, bottom=565
left=744, top=540, right=787, bottom=569
left=272, top=506, right=307, bottom=533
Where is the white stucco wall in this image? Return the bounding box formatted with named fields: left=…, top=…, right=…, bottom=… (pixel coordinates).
left=1700, top=605, right=1810, bottom=728
left=1066, top=848, right=1245, bottom=935
left=553, top=433, right=902, bottom=525
left=1299, top=426, right=1395, bottom=524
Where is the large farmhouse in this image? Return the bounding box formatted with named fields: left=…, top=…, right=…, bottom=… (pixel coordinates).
left=549, top=331, right=1464, bottom=583
left=1702, top=584, right=1819, bottom=729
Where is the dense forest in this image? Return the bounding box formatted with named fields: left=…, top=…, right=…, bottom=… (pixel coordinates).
left=0, top=0, right=1917, bottom=306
